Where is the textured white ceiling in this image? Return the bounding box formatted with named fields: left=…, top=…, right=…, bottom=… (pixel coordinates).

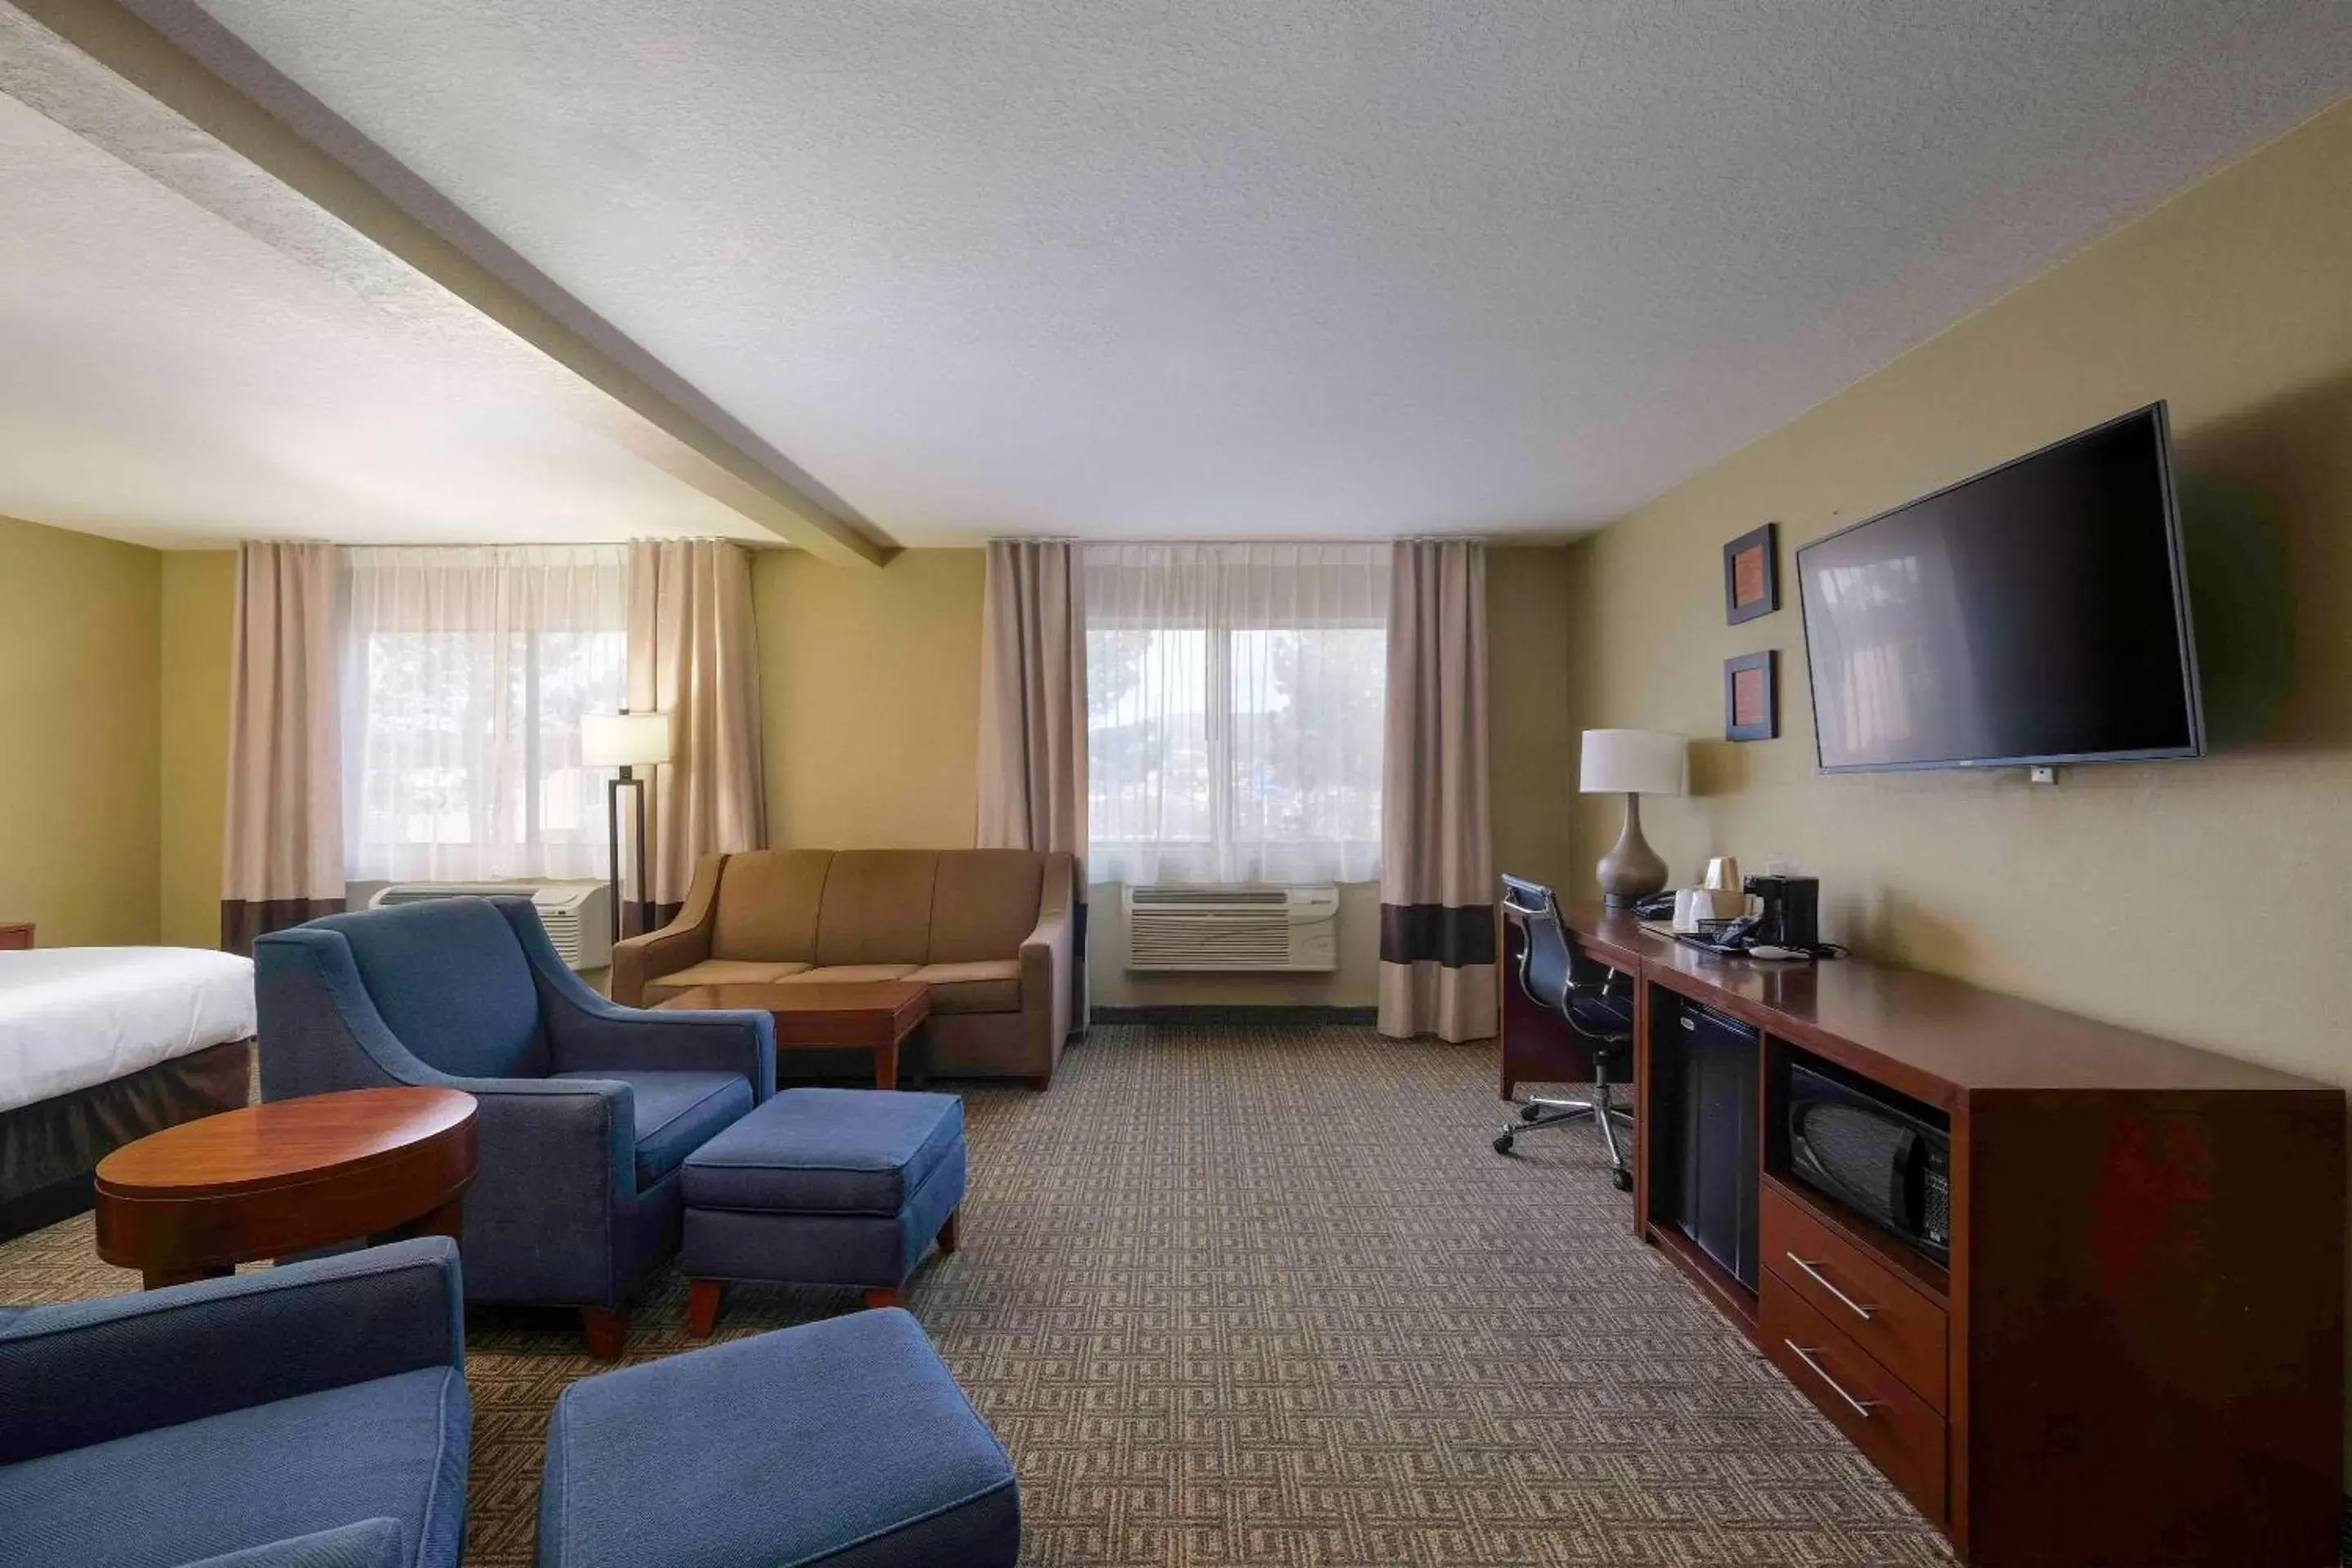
left=69, top=4, right=2352, bottom=542
left=0, top=88, right=763, bottom=548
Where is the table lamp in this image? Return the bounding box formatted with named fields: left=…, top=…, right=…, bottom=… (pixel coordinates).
left=582, top=709, right=672, bottom=943
left=1579, top=728, right=1686, bottom=908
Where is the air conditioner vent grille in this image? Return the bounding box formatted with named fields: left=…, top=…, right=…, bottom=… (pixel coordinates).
left=1120, top=884, right=1339, bottom=973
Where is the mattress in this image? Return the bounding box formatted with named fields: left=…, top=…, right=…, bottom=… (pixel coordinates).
left=0, top=947, right=257, bottom=1114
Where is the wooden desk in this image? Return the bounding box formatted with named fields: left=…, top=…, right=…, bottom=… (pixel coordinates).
left=1537, top=902, right=2344, bottom=1568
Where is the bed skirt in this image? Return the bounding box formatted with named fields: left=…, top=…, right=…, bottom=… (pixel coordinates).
left=0, top=1036, right=253, bottom=1242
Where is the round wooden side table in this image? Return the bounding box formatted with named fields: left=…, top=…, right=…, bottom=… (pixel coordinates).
left=94, top=1087, right=479, bottom=1290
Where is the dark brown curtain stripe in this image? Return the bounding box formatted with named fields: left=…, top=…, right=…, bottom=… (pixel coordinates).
left=220, top=898, right=345, bottom=958
left=1378, top=902, right=1497, bottom=969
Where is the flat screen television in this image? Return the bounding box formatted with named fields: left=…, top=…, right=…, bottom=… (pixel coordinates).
left=1795, top=403, right=2203, bottom=773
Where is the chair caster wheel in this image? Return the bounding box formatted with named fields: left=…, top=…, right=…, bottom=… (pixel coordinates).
left=1493, top=1134, right=1516, bottom=1156
left=1517, top=1103, right=1544, bottom=1123
left=1610, top=1168, right=1633, bottom=1192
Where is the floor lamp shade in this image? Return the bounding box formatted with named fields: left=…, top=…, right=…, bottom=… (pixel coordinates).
left=1579, top=729, right=1686, bottom=908
left=584, top=710, right=671, bottom=943
left=581, top=710, right=673, bottom=768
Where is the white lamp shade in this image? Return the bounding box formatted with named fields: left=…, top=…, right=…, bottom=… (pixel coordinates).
left=1579, top=728, right=1686, bottom=795
left=581, top=710, right=673, bottom=768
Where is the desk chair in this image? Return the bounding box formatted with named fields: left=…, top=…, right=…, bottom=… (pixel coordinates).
left=1494, top=875, right=1636, bottom=1189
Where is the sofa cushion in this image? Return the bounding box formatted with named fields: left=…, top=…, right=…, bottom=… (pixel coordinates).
left=712, top=849, right=833, bottom=962
left=906, top=960, right=1022, bottom=1014
left=684, top=1089, right=964, bottom=1215
left=177, top=1519, right=406, bottom=1568
left=781, top=964, right=921, bottom=986
left=538, top=1308, right=1017, bottom=1568
left=310, top=899, right=548, bottom=1080
left=550, top=1070, right=752, bottom=1188
left=814, top=852, right=941, bottom=968
left=927, top=851, right=1046, bottom=964
left=644, top=959, right=813, bottom=997
left=0, top=1366, right=468, bottom=1568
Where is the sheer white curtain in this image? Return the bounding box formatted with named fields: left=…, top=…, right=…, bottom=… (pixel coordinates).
left=1084, top=542, right=1388, bottom=885
left=341, top=546, right=628, bottom=882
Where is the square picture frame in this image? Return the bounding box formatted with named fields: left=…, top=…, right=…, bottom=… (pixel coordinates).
left=1722, top=521, right=1779, bottom=625
left=1725, top=650, right=1778, bottom=742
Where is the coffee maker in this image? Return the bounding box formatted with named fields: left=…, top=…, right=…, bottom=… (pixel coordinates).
left=1743, top=873, right=1820, bottom=949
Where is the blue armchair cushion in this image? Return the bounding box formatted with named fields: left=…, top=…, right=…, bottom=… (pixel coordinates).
left=0, top=1366, right=468, bottom=1568
left=549, top=1070, right=752, bottom=1187
left=176, top=1519, right=404, bottom=1568
left=309, top=899, right=550, bottom=1080
left=538, top=1308, right=1018, bottom=1568
left=682, top=1089, right=964, bottom=1215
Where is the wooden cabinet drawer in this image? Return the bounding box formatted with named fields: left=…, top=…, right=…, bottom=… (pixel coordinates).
left=1762, top=1179, right=1947, bottom=1411
left=1762, top=1277, right=1946, bottom=1524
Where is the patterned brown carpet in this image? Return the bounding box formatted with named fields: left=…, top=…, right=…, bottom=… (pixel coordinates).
left=0, top=1026, right=1952, bottom=1566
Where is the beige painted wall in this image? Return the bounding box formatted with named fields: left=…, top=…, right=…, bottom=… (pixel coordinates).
left=0, top=515, right=163, bottom=946
left=754, top=549, right=987, bottom=850
left=159, top=551, right=237, bottom=948
left=1567, top=98, right=2352, bottom=1080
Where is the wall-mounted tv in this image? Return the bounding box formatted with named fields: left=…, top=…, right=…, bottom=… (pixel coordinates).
left=1795, top=403, right=2203, bottom=774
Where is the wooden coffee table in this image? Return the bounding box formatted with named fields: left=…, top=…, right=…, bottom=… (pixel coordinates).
left=94, top=1087, right=479, bottom=1289
left=657, top=981, right=930, bottom=1089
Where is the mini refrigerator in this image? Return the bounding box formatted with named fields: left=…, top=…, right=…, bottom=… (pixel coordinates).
left=1676, top=1003, right=1761, bottom=1290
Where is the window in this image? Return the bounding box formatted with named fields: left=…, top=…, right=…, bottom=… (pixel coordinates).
left=341, top=546, right=627, bottom=882
left=1084, top=543, right=1388, bottom=884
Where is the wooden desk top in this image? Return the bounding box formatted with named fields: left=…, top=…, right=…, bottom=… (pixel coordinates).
left=1562, top=901, right=2329, bottom=1105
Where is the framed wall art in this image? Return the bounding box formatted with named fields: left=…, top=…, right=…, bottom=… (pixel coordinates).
left=1725, top=650, right=1778, bottom=742
left=1723, top=522, right=1779, bottom=625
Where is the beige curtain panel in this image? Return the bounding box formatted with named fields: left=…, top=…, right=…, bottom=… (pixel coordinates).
left=1378, top=539, right=1498, bottom=1042
left=626, top=540, right=767, bottom=913
left=220, top=541, right=343, bottom=956
left=976, top=538, right=1089, bottom=1027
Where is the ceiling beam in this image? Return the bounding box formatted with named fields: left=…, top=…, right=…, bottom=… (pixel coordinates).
left=0, top=0, right=891, bottom=566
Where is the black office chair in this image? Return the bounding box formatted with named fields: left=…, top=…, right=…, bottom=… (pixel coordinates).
left=1494, top=875, right=1636, bottom=1189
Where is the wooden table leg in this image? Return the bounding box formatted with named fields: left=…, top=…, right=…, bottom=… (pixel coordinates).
left=688, top=1279, right=724, bottom=1339
left=862, top=1286, right=900, bottom=1309
left=143, top=1264, right=234, bottom=1290
left=875, top=1036, right=899, bottom=1089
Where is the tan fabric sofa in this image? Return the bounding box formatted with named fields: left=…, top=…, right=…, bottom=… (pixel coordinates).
left=611, top=849, right=1077, bottom=1086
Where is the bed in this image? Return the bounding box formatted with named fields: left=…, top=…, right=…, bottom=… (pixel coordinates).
left=0, top=947, right=257, bottom=1240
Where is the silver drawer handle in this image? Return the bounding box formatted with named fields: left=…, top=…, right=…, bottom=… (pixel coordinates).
left=1785, top=1253, right=1877, bottom=1321
left=1784, top=1340, right=1878, bottom=1419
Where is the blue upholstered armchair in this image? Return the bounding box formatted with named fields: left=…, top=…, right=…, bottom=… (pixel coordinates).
left=255, top=897, right=775, bottom=1356
left=0, top=1238, right=470, bottom=1568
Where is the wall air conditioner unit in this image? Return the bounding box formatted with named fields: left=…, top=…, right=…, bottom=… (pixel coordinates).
left=368, top=879, right=613, bottom=971
left=1122, top=884, right=1339, bottom=973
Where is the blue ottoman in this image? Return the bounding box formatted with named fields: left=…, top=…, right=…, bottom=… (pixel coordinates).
left=682, top=1087, right=967, bottom=1334
left=538, top=1308, right=1019, bottom=1568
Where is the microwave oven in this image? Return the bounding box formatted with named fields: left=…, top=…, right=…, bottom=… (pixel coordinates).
left=1785, top=1062, right=1951, bottom=1263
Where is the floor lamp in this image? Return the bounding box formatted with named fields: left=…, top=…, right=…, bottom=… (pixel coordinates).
left=582, top=710, right=672, bottom=944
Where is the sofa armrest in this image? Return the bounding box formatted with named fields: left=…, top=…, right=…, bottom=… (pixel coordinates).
left=497, top=899, right=776, bottom=1102
left=1018, top=853, right=1077, bottom=1080
left=449, top=1073, right=638, bottom=1305
left=253, top=927, right=458, bottom=1102
left=0, top=1238, right=461, bottom=1465
left=609, top=852, right=724, bottom=1006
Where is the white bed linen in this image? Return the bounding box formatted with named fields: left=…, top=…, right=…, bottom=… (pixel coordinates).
left=0, top=947, right=256, bottom=1114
